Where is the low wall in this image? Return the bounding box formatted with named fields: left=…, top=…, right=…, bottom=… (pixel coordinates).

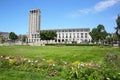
left=113, top=44, right=119, bottom=47
left=0, top=40, right=56, bottom=46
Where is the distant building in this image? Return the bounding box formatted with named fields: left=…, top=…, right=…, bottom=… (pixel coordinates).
left=42, top=28, right=92, bottom=44
left=27, top=9, right=92, bottom=44
left=0, top=36, right=3, bottom=41
left=28, top=9, right=41, bottom=43
left=0, top=32, right=9, bottom=40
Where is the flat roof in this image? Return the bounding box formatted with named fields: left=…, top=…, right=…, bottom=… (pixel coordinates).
left=41, top=28, right=90, bottom=31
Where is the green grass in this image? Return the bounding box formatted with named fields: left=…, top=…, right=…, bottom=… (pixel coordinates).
left=0, top=68, right=63, bottom=80
left=0, top=46, right=120, bottom=62
left=0, top=46, right=120, bottom=80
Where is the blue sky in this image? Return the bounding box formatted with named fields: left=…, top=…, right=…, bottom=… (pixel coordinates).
left=0, top=0, right=120, bottom=34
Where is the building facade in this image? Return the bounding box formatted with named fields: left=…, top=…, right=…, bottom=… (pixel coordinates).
left=0, top=32, right=9, bottom=40
left=28, top=9, right=41, bottom=43
left=42, top=28, right=92, bottom=44
left=27, top=9, right=92, bottom=44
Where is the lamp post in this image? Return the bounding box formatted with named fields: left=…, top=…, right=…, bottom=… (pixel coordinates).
left=118, top=29, right=120, bottom=47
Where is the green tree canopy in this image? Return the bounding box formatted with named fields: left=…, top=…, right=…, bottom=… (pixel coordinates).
left=90, top=24, right=108, bottom=43
left=116, top=15, right=120, bottom=29
left=115, top=15, right=120, bottom=41
left=9, top=32, right=18, bottom=42
left=40, top=31, right=57, bottom=40
left=1, top=37, right=5, bottom=43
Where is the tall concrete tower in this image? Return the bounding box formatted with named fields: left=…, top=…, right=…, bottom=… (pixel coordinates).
left=28, top=9, right=41, bottom=42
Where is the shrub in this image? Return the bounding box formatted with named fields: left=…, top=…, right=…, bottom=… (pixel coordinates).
left=46, top=43, right=96, bottom=46
left=0, top=54, right=120, bottom=79
left=105, top=53, right=120, bottom=67
left=0, top=57, right=10, bottom=68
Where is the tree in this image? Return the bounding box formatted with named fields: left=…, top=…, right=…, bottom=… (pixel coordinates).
left=115, top=15, right=120, bottom=45
left=1, top=37, right=5, bottom=43
left=112, top=34, right=118, bottom=43
left=115, top=15, right=120, bottom=35
left=90, top=28, right=99, bottom=43
left=0, top=32, right=2, bottom=35
left=9, top=32, right=18, bottom=42
left=90, top=24, right=108, bottom=43
left=40, top=31, right=57, bottom=40
left=97, top=24, right=108, bottom=41
left=115, top=15, right=120, bottom=47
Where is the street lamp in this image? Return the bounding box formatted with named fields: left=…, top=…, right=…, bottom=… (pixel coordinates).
left=118, top=29, right=120, bottom=47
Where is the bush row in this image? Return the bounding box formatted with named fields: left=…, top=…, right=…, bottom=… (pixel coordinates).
left=46, top=44, right=96, bottom=46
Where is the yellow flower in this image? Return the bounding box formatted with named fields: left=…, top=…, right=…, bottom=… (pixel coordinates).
left=47, top=59, right=54, bottom=64
left=9, top=58, right=17, bottom=65
left=21, top=58, right=27, bottom=61
left=72, top=61, right=80, bottom=66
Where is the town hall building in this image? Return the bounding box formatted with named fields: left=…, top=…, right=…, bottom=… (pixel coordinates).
left=42, top=28, right=91, bottom=44
left=27, top=9, right=92, bottom=44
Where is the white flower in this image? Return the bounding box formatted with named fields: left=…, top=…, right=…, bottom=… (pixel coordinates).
left=43, top=59, right=45, bottom=61
left=106, top=77, right=110, bottom=80
left=5, top=56, right=10, bottom=59
left=52, top=64, right=55, bottom=67
left=63, top=61, right=67, bottom=65
left=35, top=60, right=38, bottom=63
left=28, top=59, right=31, bottom=62
left=80, top=63, right=85, bottom=67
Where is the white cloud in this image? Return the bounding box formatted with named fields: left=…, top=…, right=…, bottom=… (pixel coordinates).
left=69, top=9, right=92, bottom=18
left=69, top=0, right=120, bottom=18
left=78, top=9, right=92, bottom=14
left=94, top=0, right=119, bottom=12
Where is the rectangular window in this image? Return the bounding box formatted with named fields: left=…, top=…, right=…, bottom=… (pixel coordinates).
left=35, top=34, right=36, bottom=38
left=62, top=33, right=64, bottom=38
left=32, top=34, right=34, bottom=38
left=77, top=33, right=79, bottom=38
left=69, top=30, right=72, bottom=32
left=69, top=33, right=72, bottom=38
left=66, top=33, right=68, bottom=38
left=81, top=33, right=83, bottom=38
left=73, top=33, right=75, bottom=38
left=37, top=34, right=40, bottom=38
left=73, top=30, right=75, bottom=32
left=59, top=34, right=61, bottom=38
left=85, top=33, right=87, bottom=38
left=77, top=30, right=79, bottom=32
left=80, top=29, right=83, bottom=32
left=65, top=30, right=67, bottom=32
left=84, top=29, right=89, bottom=32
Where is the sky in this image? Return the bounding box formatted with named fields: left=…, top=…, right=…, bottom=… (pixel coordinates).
left=0, top=0, right=120, bottom=35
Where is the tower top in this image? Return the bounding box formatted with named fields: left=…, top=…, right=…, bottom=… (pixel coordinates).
left=29, top=9, right=41, bottom=13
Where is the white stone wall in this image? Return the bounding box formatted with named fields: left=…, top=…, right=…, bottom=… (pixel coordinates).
left=41, top=28, right=92, bottom=44
left=55, top=28, right=92, bottom=44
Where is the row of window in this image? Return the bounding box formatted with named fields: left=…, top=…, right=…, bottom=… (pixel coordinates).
left=28, top=38, right=40, bottom=42
left=57, top=39, right=89, bottom=42
left=32, top=34, right=39, bottom=38
left=57, top=33, right=88, bottom=38
left=56, top=29, right=89, bottom=32
left=30, top=10, right=39, bottom=14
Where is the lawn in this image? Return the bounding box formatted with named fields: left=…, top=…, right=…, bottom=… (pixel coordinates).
left=0, top=46, right=120, bottom=80
left=0, top=46, right=120, bottom=62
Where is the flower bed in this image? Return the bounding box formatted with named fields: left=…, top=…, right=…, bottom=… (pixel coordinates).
left=0, top=53, right=120, bottom=79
